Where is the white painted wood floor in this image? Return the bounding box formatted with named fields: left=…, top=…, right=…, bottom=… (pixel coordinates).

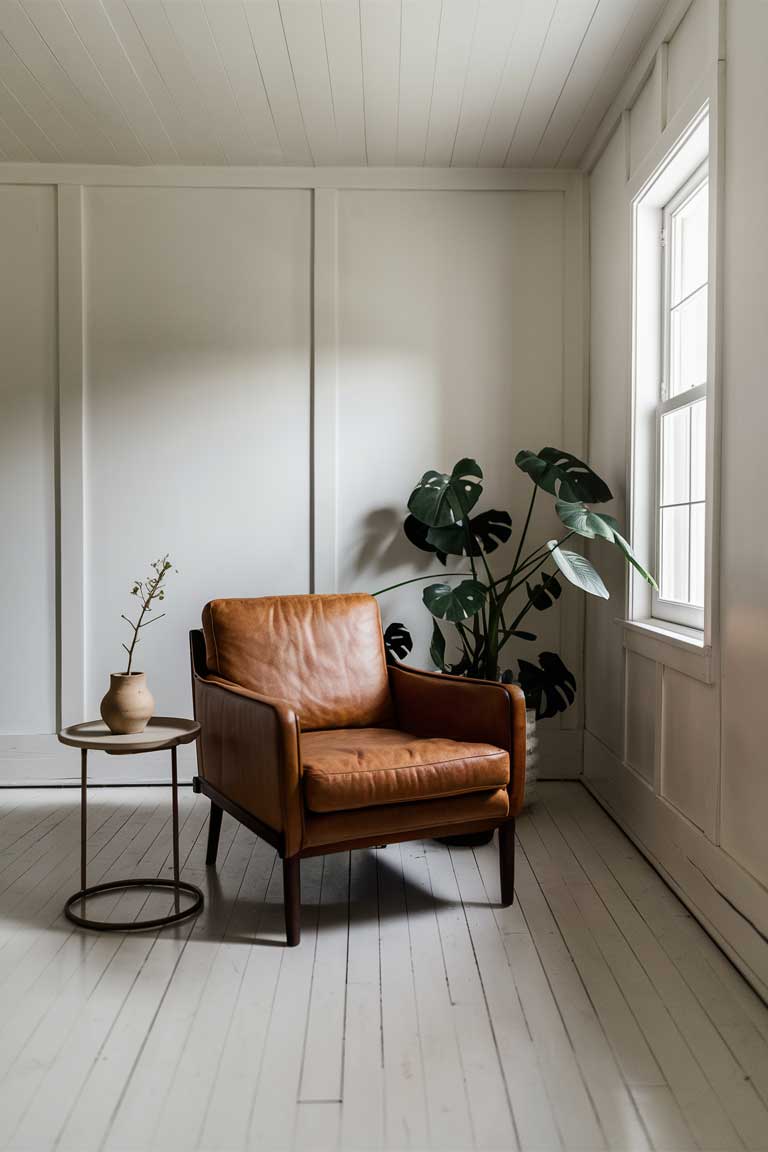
left=0, top=782, right=767, bottom=1152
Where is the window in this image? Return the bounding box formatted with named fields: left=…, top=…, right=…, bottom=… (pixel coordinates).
left=655, top=165, right=708, bottom=628
left=629, top=107, right=712, bottom=641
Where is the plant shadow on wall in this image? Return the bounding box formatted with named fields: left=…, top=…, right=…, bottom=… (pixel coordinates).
left=375, top=452, right=657, bottom=721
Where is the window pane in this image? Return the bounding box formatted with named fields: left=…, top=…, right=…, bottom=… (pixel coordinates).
left=670, top=284, right=707, bottom=395
left=690, top=399, right=707, bottom=502
left=690, top=503, right=705, bottom=607
left=671, top=182, right=708, bottom=304
left=660, top=505, right=689, bottom=603
left=661, top=406, right=690, bottom=506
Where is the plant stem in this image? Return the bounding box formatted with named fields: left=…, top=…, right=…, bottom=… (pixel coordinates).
left=511, top=486, right=536, bottom=578
left=123, top=560, right=170, bottom=673
left=372, top=571, right=470, bottom=596
left=455, top=622, right=474, bottom=665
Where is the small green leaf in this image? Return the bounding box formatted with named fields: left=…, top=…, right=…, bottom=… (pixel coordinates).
left=548, top=541, right=609, bottom=599
left=423, top=578, right=487, bottom=622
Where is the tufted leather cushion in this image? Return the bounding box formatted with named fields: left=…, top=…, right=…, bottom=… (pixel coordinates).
left=301, top=727, right=509, bottom=812
left=202, top=593, right=392, bottom=732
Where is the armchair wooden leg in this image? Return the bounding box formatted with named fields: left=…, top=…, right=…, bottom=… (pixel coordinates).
left=206, top=801, right=223, bottom=867
left=283, top=856, right=301, bottom=947
left=499, top=820, right=515, bottom=906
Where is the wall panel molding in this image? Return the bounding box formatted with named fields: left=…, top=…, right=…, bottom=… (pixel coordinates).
left=56, top=184, right=86, bottom=730
left=0, top=165, right=587, bottom=784
left=312, top=187, right=339, bottom=594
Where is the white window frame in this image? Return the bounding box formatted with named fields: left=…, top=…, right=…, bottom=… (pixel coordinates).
left=626, top=93, right=721, bottom=664
left=652, top=161, right=709, bottom=630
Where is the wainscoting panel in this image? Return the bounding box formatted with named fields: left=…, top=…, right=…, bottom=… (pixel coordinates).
left=660, top=666, right=719, bottom=838
left=625, top=650, right=658, bottom=785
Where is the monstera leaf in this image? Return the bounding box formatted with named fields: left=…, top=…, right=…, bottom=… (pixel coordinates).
left=423, top=578, right=487, bottom=622
left=516, top=448, right=612, bottom=504
left=600, top=513, right=658, bottom=588
left=556, top=501, right=658, bottom=588
left=527, top=572, right=562, bottom=611
left=518, top=652, right=577, bottom=720
left=408, top=458, right=483, bottom=528
left=403, top=514, right=448, bottom=564
left=547, top=541, right=609, bottom=599
left=426, top=508, right=512, bottom=559
left=468, top=509, right=512, bottom=553
left=383, top=622, right=413, bottom=662
left=555, top=500, right=615, bottom=541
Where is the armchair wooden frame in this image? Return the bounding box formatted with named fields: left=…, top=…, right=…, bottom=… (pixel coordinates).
left=190, top=627, right=525, bottom=947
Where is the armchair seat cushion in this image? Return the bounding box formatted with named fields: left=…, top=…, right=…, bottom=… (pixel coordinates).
left=302, top=727, right=509, bottom=813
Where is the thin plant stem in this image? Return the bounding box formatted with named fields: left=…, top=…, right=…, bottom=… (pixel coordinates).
left=372, top=571, right=470, bottom=597
left=512, top=487, right=536, bottom=578
left=123, top=557, right=172, bottom=673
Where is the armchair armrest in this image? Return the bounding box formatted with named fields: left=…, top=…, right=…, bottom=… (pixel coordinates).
left=388, top=662, right=527, bottom=814
left=193, top=672, right=303, bottom=857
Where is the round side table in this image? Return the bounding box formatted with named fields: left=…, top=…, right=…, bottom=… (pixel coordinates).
left=58, top=717, right=204, bottom=932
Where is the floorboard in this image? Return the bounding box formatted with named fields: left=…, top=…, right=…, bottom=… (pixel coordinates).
left=0, top=783, right=765, bottom=1151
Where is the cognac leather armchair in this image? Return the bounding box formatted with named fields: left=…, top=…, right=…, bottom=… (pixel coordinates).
left=190, top=593, right=526, bottom=945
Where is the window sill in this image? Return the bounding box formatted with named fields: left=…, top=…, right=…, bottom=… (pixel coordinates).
left=620, top=619, right=714, bottom=683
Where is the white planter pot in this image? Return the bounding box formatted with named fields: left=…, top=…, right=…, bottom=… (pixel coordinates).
left=523, top=708, right=539, bottom=808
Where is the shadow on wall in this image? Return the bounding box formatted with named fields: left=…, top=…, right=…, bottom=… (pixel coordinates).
left=353, top=506, right=433, bottom=580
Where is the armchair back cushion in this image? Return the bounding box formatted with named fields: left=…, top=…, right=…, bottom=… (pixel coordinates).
left=202, top=593, right=392, bottom=731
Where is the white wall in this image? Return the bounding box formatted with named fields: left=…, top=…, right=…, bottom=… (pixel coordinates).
left=336, top=190, right=564, bottom=656
left=0, top=186, right=57, bottom=738
left=83, top=187, right=311, bottom=719
left=719, top=0, right=768, bottom=890
left=0, top=168, right=586, bottom=784
left=585, top=0, right=768, bottom=997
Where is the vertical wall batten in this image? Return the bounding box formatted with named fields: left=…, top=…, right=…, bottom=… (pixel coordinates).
left=57, top=184, right=86, bottom=730
left=312, top=187, right=339, bottom=594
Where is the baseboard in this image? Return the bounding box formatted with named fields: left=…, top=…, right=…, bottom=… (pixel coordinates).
left=583, top=729, right=768, bottom=1002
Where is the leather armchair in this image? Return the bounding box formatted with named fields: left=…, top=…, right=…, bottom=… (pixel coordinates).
left=190, top=593, right=526, bottom=945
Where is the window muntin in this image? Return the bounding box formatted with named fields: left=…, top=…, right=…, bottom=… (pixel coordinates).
left=654, top=165, right=708, bottom=628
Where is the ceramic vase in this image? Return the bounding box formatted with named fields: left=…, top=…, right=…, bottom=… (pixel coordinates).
left=100, top=671, right=155, bottom=735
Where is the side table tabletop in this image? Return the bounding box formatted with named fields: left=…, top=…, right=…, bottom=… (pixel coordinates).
left=58, top=717, right=204, bottom=932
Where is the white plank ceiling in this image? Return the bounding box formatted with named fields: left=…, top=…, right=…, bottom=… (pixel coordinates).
left=0, top=0, right=668, bottom=168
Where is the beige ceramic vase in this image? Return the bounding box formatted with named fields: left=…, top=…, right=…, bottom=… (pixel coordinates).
left=100, top=672, right=155, bottom=735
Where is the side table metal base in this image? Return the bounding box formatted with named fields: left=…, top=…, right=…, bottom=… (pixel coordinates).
left=64, top=877, right=204, bottom=933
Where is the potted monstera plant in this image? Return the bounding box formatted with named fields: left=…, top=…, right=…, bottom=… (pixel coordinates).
left=376, top=449, right=656, bottom=805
